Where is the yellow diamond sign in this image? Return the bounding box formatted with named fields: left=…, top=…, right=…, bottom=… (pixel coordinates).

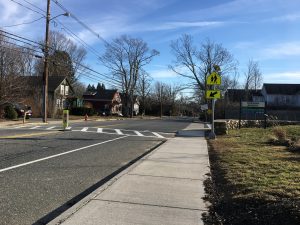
left=207, top=72, right=221, bottom=85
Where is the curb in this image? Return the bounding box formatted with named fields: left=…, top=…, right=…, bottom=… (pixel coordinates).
left=46, top=140, right=166, bottom=225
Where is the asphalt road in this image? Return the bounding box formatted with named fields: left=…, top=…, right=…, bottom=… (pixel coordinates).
left=0, top=118, right=191, bottom=225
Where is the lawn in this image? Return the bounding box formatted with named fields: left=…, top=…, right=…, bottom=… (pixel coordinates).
left=207, top=126, right=300, bottom=225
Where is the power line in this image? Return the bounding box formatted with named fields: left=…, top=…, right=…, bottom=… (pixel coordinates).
left=55, top=20, right=102, bottom=58
left=1, top=16, right=44, bottom=28
left=0, top=29, right=45, bottom=48
left=9, top=0, right=104, bottom=60
left=0, top=44, right=42, bottom=58
left=76, top=70, right=121, bottom=88
left=0, top=33, right=43, bottom=51
left=74, top=65, right=120, bottom=86
left=20, top=0, right=46, bottom=13
left=9, top=0, right=45, bottom=17
left=51, top=0, right=108, bottom=44
left=0, top=39, right=43, bottom=54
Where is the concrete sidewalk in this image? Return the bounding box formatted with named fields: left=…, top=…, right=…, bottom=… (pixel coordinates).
left=48, top=122, right=210, bottom=225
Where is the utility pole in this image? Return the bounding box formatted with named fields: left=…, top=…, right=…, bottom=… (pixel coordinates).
left=42, top=0, right=51, bottom=123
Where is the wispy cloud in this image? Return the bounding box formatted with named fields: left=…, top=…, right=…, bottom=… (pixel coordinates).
left=142, top=21, right=224, bottom=32
left=265, top=71, right=300, bottom=83
left=261, top=42, right=300, bottom=59
left=265, top=13, right=300, bottom=22
left=234, top=41, right=260, bottom=49
left=0, top=0, right=45, bottom=33
left=149, top=68, right=177, bottom=79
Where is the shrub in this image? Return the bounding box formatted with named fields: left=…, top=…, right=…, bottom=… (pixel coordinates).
left=288, top=138, right=300, bottom=152
left=4, top=105, right=18, bottom=120
left=70, top=107, right=95, bottom=116
left=272, top=127, right=287, bottom=142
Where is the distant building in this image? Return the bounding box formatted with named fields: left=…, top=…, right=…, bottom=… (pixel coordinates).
left=221, top=84, right=300, bottom=121
left=21, top=76, right=74, bottom=117
left=262, top=83, right=300, bottom=109
left=225, top=89, right=263, bottom=102
left=83, top=89, right=122, bottom=115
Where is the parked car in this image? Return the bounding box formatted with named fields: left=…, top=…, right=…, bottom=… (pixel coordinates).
left=12, top=103, right=32, bottom=119
left=15, top=104, right=32, bottom=119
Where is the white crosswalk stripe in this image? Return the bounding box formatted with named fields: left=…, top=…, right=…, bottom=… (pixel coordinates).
left=46, top=126, right=56, bottom=130
left=152, top=132, right=165, bottom=138
left=115, top=129, right=123, bottom=135
left=134, top=131, right=144, bottom=136
left=7, top=125, right=166, bottom=138
left=14, top=125, right=26, bottom=129
left=81, top=127, right=88, bottom=132
left=30, top=126, right=40, bottom=129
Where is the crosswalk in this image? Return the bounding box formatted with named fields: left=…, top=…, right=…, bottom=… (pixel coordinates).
left=7, top=125, right=167, bottom=139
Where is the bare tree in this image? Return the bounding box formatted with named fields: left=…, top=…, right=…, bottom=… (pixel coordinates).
left=136, top=70, right=152, bottom=116
left=244, top=59, right=262, bottom=91
left=100, top=35, right=159, bottom=117
left=0, top=33, right=29, bottom=108
left=152, top=81, right=182, bottom=116
left=35, top=31, right=87, bottom=83
left=170, top=35, right=237, bottom=102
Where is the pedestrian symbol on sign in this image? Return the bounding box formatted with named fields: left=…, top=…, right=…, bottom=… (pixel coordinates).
left=207, top=72, right=221, bottom=85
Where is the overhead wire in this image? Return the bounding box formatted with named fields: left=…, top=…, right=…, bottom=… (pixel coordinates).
left=10, top=0, right=105, bottom=59
left=0, top=32, right=43, bottom=51
left=51, top=0, right=108, bottom=45
left=0, top=44, right=42, bottom=58
left=0, top=39, right=43, bottom=55
left=5, top=1, right=119, bottom=87
left=20, top=0, right=46, bottom=13
left=54, top=20, right=102, bottom=58
left=1, top=16, right=44, bottom=28
left=8, top=0, right=45, bottom=17
left=0, top=29, right=45, bottom=48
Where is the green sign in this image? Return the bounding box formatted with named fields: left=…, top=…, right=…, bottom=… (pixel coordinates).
left=241, top=102, right=265, bottom=108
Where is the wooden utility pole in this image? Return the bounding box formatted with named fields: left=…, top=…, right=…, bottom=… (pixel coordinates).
left=43, top=0, right=51, bottom=123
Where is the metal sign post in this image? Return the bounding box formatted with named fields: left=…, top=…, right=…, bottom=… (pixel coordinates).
left=206, top=66, right=222, bottom=139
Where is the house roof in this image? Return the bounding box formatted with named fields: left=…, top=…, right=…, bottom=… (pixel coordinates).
left=21, top=75, right=69, bottom=92
left=83, top=89, right=119, bottom=101
left=226, top=89, right=262, bottom=101
left=263, top=83, right=300, bottom=95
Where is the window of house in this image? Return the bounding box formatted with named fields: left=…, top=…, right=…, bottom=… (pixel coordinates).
left=56, top=99, right=61, bottom=107
left=60, top=85, right=64, bottom=95
left=65, top=86, right=69, bottom=95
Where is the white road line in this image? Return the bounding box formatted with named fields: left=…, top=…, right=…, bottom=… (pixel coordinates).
left=97, top=128, right=103, bottom=133
left=81, top=127, right=88, bottom=132
left=14, top=125, right=26, bottom=129
left=115, top=129, right=123, bottom=135
left=30, top=126, right=40, bottom=129
left=0, top=136, right=127, bottom=173
left=152, top=132, right=165, bottom=138
left=134, top=131, right=144, bottom=136
left=46, top=126, right=56, bottom=130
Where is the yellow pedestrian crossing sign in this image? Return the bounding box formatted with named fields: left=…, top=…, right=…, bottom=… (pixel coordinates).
left=206, top=90, right=221, bottom=99
left=207, top=72, right=221, bottom=85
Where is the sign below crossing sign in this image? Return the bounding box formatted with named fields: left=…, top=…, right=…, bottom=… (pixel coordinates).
left=206, top=90, right=221, bottom=99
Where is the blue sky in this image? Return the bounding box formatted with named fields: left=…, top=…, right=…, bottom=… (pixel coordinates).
left=1, top=0, right=300, bottom=88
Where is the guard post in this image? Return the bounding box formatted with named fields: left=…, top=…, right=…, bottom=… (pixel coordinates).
left=62, top=109, right=69, bottom=131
